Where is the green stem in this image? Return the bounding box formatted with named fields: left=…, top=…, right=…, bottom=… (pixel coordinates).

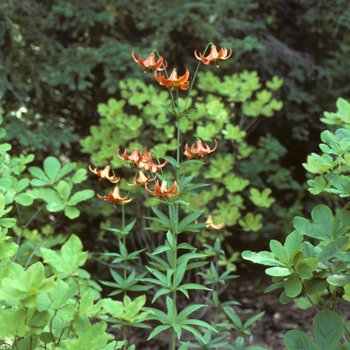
left=171, top=220, right=178, bottom=350
left=121, top=204, right=128, bottom=350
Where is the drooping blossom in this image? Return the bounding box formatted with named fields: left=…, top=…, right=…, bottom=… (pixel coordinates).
left=205, top=215, right=224, bottom=230
left=127, top=171, right=156, bottom=186
left=118, top=148, right=166, bottom=173
left=154, top=69, right=190, bottom=91
left=132, top=51, right=167, bottom=72
left=145, top=180, right=179, bottom=200
left=117, top=148, right=149, bottom=167
left=184, top=139, right=218, bottom=159
left=137, top=150, right=167, bottom=173
left=96, top=187, right=132, bottom=205
left=89, top=165, right=120, bottom=183
left=194, top=45, right=232, bottom=67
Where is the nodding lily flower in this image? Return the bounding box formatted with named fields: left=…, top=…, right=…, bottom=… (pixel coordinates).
left=154, top=69, right=190, bottom=91
left=89, top=165, right=120, bottom=183
left=145, top=180, right=179, bottom=200
left=127, top=171, right=156, bottom=186
left=96, top=187, right=132, bottom=205
left=132, top=51, right=167, bottom=72
left=117, top=148, right=150, bottom=167
left=205, top=215, right=224, bottom=230
left=194, top=45, right=232, bottom=67
left=138, top=151, right=167, bottom=173
left=184, top=139, right=218, bottom=159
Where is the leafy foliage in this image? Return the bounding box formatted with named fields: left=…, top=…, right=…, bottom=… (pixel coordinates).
left=243, top=98, right=350, bottom=347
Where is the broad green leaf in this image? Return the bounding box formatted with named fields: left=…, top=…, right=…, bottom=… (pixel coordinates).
left=242, top=250, right=284, bottom=267
left=41, top=235, right=87, bottom=276
left=71, top=168, right=88, bottom=183
left=269, top=239, right=288, bottom=263
left=68, top=189, right=94, bottom=206
left=44, top=156, right=61, bottom=183
left=304, top=279, right=328, bottom=295
left=327, top=274, right=350, bottom=287
left=239, top=212, right=263, bottom=232
left=284, top=330, right=317, bottom=350
left=0, top=241, right=18, bottom=259
left=61, top=235, right=88, bottom=271
left=64, top=206, right=80, bottom=219
left=249, top=188, right=275, bottom=208
left=28, top=166, right=49, bottom=183
left=294, top=205, right=335, bottom=241
left=57, top=180, right=71, bottom=202
left=14, top=193, right=34, bottom=206
left=58, top=162, right=77, bottom=179
left=266, top=75, right=284, bottom=91
left=0, top=308, right=28, bottom=339
left=313, top=310, right=343, bottom=350
left=284, top=273, right=302, bottom=298
left=285, top=230, right=303, bottom=260
left=265, top=266, right=292, bottom=277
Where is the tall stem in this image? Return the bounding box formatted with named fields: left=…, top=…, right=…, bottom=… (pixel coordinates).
left=121, top=204, right=128, bottom=350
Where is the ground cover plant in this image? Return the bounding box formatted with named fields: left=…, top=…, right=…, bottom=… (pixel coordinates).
left=243, top=97, right=350, bottom=350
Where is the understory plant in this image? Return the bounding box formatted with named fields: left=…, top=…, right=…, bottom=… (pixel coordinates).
left=80, top=42, right=294, bottom=248
left=242, top=98, right=350, bottom=350
left=0, top=112, right=157, bottom=350
left=88, top=44, right=268, bottom=349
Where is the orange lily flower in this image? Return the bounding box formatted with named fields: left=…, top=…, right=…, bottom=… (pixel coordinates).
left=117, top=148, right=150, bottom=167
left=127, top=171, right=156, bottom=186
left=205, top=215, right=224, bottom=230
left=96, top=187, right=132, bottom=205
left=145, top=180, right=179, bottom=200
left=194, top=45, right=232, bottom=67
left=132, top=51, right=167, bottom=72
left=137, top=151, right=167, bottom=173
left=184, top=139, right=218, bottom=159
left=89, top=165, right=120, bottom=183
left=154, top=69, right=190, bottom=91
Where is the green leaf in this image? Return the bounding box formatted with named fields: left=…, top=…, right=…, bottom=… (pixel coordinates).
left=0, top=241, right=18, bottom=259
left=249, top=188, right=275, bottom=208
left=284, top=330, right=317, bottom=350
left=265, top=266, right=292, bottom=277
left=284, top=273, right=302, bottom=298
left=327, top=274, right=350, bottom=287
left=238, top=212, right=263, bottom=232
left=41, top=234, right=87, bottom=277
left=14, top=193, right=34, bottom=206
left=0, top=308, right=27, bottom=339
left=64, top=206, right=80, bottom=219
left=68, top=189, right=94, bottom=206
left=242, top=250, right=284, bottom=267
left=266, top=76, right=284, bottom=91
left=313, top=310, right=344, bottom=350
left=222, top=124, right=246, bottom=142
left=28, top=166, right=49, bottom=184
left=321, top=98, right=350, bottom=125
left=177, top=210, right=204, bottom=233
left=294, top=205, right=335, bottom=241
left=57, top=180, right=71, bottom=201
left=44, top=156, right=61, bottom=183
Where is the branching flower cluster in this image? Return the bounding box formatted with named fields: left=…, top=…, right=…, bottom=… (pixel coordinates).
left=88, top=43, right=235, bottom=349
left=90, top=44, right=230, bottom=205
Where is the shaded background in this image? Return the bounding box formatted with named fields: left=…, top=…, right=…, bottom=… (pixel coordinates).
left=1, top=0, right=350, bottom=256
